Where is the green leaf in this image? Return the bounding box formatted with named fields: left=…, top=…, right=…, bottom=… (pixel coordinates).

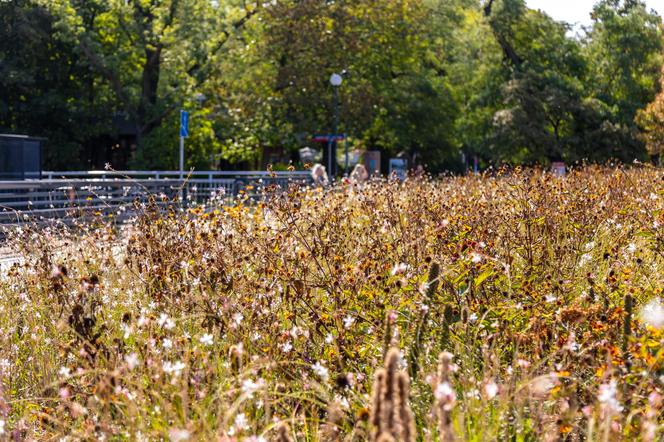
left=475, top=268, right=494, bottom=287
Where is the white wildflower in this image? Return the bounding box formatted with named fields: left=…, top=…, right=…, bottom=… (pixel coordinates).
left=391, top=263, right=408, bottom=276
left=434, top=382, right=456, bottom=410
left=137, top=315, right=149, bottom=327
left=199, top=334, right=214, bottom=346
left=234, top=413, right=249, bottom=431
left=484, top=380, right=499, bottom=399
left=640, top=299, right=664, bottom=329
left=158, top=313, right=175, bottom=330
left=121, top=323, right=132, bottom=340
left=242, top=378, right=264, bottom=397
left=312, top=361, right=329, bottom=382
left=125, top=353, right=139, bottom=370
left=232, top=312, right=244, bottom=327
left=343, top=315, right=355, bottom=329
left=517, top=359, right=531, bottom=369
left=163, top=361, right=186, bottom=376
left=598, top=380, right=623, bottom=414
left=465, top=388, right=480, bottom=399
left=168, top=428, right=190, bottom=442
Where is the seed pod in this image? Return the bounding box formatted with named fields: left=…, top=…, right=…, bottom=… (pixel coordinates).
left=436, top=352, right=456, bottom=442
left=396, top=372, right=415, bottom=442
left=370, top=348, right=415, bottom=442
left=623, top=293, right=633, bottom=370
left=370, top=368, right=386, bottom=438
left=275, top=422, right=293, bottom=442
left=229, top=345, right=242, bottom=374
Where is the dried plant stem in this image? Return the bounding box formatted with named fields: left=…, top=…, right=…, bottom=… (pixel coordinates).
left=408, top=263, right=440, bottom=380
left=436, top=352, right=456, bottom=442
left=370, top=348, right=416, bottom=442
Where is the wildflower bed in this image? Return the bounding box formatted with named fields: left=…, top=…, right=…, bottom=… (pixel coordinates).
left=0, top=166, right=662, bottom=440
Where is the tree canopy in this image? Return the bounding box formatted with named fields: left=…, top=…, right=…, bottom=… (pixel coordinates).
left=1, top=0, right=662, bottom=171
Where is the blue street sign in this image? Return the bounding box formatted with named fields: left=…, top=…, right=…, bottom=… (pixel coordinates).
left=180, top=110, right=189, bottom=138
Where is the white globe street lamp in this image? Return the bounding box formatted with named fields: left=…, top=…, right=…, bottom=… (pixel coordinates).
left=327, top=73, right=344, bottom=177
left=329, top=73, right=343, bottom=87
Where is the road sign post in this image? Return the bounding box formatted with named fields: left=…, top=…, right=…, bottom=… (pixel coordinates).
left=179, top=110, right=189, bottom=179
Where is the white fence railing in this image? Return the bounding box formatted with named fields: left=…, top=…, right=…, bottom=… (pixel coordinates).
left=37, top=170, right=312, bottom=202
left=38, top=170, right=311, bottom=180
left=0, top=178, right=182, bottom=225
left=0, top=171, right=313, bottom=225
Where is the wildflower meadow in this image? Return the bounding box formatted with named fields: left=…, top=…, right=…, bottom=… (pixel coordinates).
left=0, top=166, right=662, bottom=441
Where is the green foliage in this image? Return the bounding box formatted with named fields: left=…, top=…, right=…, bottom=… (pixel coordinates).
left=488, top=8, right=588, bottom=162
left=0, top=0, right=114, bottom=168
left=476, top=0, right=663, bottom=164
left=637, top=66, right=664, bottom=159
left=582, top=0, right=664, bottom=161
left=0, top=0, right=662, bottom=170
left=586, top=0, right=663, bottom=119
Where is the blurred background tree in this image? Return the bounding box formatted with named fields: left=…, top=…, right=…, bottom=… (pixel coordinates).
left=0, top=0, right=662, bottom=172
left=637, top=64, right=664, bottom=162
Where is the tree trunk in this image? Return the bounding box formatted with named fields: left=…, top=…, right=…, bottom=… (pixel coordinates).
left=136, top=46, right=162, bottom=150
left=483, top=0, right=522, bottom=67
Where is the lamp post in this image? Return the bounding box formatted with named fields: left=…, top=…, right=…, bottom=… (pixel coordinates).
left=328, top=73, right=342, bottom=178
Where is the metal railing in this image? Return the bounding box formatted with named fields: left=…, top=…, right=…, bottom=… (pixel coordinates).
left=0, top=170, right=312, bottom=225
left=0, top=178, right=182, bottom=225
left=36, top=170, right=312, bottom=202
